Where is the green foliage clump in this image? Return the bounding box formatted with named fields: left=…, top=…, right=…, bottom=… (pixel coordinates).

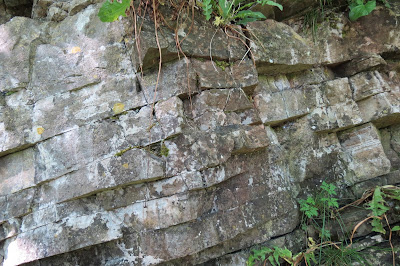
left=247, top=246, right=295, bottom=266
left=97, top=0, right=282, bottom=26
left=247, top=183, right=400, bottom=265
left=98, top=0, right=131, bottom=22
left=349, top=0, right=376, bottom=21
left=197, top=0, right=283, bottom=26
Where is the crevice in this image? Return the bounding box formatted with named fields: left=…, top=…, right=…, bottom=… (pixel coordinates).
left=240, top=24, right=252, bottom=61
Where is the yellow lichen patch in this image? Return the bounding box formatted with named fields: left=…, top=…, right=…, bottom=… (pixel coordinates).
left=122, top=163, right=129, bottom=169
left=37, top=127, right=45, bottom=135
left=113, top=103, right=125, bottom=114
left=70, top=46, right=81, bottom=54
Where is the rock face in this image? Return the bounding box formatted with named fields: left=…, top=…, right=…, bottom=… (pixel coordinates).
left=0, top=1, right=400, bottom=265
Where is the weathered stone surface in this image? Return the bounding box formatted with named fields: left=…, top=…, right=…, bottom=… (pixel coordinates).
left=335, top=55, right=387, bottom=77
left=286, top=67, right=335, bottom=87
left=247, top=20, right=315, bottom=75
left=357, top=89, right=400, bottom=127
left=30, top=44, right=101, bottom=101
left=140, top=59, right=198, bottom=104
left=193, top=59, right=258, bottom=90
left=37, top=148, right=164, bottom=207
left=155, top=96, right=185, bottom=138
left=31, top=76, right=146, bottom=141
left=2, top=1, right=400, bottom=264
left=130, top=12, right=246, bottom=70
left=3, top=212, right=123, bottom=266
left=300, top=7, right=400, bottom=65
left=0, top=148, right=35, bottom=196
left=349, top=71, right=389, bottom=101
left=164, top=130, right=235, bottom=176
left=118, top=106, right=165, bottom=147
left=380, top=124, right=400, bottom=170
left=6, top=188, right=35, bottom=219
left=338, top=123, right=391, bottom=183
left=254, top=75, right=318, bottom=125
left=309, top=78, right=363, bottom=132
left=0, top=17, right=45, bottom=92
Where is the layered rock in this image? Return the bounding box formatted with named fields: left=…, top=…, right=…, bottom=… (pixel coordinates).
left=1, top=1, right=400, bottom=265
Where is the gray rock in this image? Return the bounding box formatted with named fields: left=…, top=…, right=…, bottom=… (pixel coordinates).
left=349, top=71, right=389, bottom=101
left=338, top=123, right=391, bottom=183
left=247, top=20, right=315, bottom=75
left=0, top=148, right=35, bottom=196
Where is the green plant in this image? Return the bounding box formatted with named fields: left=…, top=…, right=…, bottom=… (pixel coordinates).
left=247, top=246, right=296, bottom=266
left=198, top=0, right=283, bottom=26
left=348, top=0, right=376, bottom=21
left=247, top=183, right=400, bottom=265
left=98, top=0, right=132, bottom=22
left=98, top=0, right=283, bottom=25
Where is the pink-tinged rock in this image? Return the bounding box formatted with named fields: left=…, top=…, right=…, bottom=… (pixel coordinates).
left=0, top=17, right=44, bottom=92
left=140, top=59, right=198, bottom=104
left=0, top=148, right=35, bottom=196
left=338, top=123, right=391, bottom=183
left=164, top=130, right=235, bottom=176
left=2, top=212, right=123, bottom=266
left=155, top=96, right=185, bottom=138
left=336, top=55, right=387, bottom=77
left=193, top=59, right=258, bottom=91
left=254, top=76, right=318, bottom=125
left=247, top=20, right=315, bottom=75
left=309, top=78, right=363, bottom=132
left=349, top=71, right=389, bottom=101
left=357, top=89, right=400, bottom=128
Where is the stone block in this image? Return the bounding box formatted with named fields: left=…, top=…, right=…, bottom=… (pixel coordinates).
left=115, top=193, right=199, bottom=231
left=32, top=76, right=146, bottom=141
left=34, top=127, right=92, bottom=184
left=38, top=148, right=164, bottom=206
left=193, top=59, right=258, bottom=90
left=0, top=148, right=35, bottom=196
left=21, top=205, right=58, bottom=233
left=357, top=90, right=400, bottom=127
left=336, top=55, right=386, bottom=77
left=2, top=212, right=123, bottom=265
left=309, top=78, right=363, bottom=132
left=96, top=148, right=165, bottom=187
left=117, top=106, right=165, bottom=147
left=164, top=130, right=235, bottom=176
left=155, top=97, right=185, bottom=138
left=148, top=175, right=188, bottom=198
left=380, top=127, right=400, bottom=170
left=140, top=59, right=198, bottom=104
left=247, top=20, right=315, bottom=75
left=0, top=90, right=34, bottom=156
left=30, top=44, right=101, bottom=101
left=349, top=71, right=389, bottom=101
left=254, top=76, right=318, bottom=125
left=338, top=123, right=391, bottom=183
left=6, top=188, right=35, bottom=219
left=0, top=17, right=44, bottom=92
left=0, top=218, right=20, bottom=242
left=287, top=67, right=335, bottom=87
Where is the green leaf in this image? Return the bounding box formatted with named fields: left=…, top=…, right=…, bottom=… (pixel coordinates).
left=321, top=181, right=337, bottom=196
left=202, top=0, right=213, bottom=20
left=257, top=0, right=283, bottom=11
left=392, top=226, right=400, bottom=231
left=235, top=10, right=266, bottom=19
left=367, top=187, right=390, bottom=217
left=98, top=0, right=132, bottom=22
left=371, top=218, right=385, bottom=234
left=349, top=0, right=376, bottom=21
left=218, top=0, right=232, bottom=18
